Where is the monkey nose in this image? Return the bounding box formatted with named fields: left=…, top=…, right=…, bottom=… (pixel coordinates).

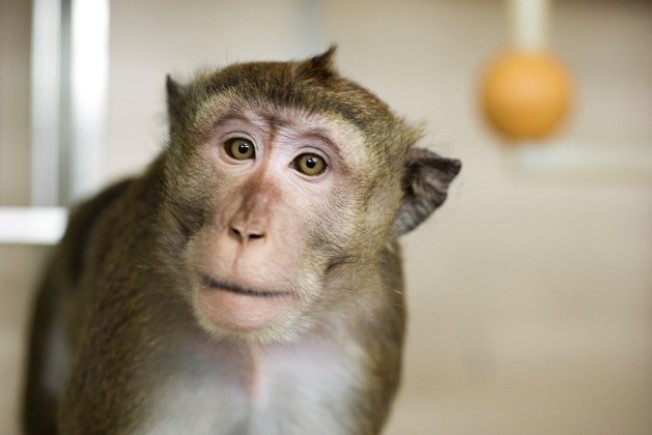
left=229, top=223, right=265, bottom=243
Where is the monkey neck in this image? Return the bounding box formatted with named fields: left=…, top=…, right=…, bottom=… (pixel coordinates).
left=242, top=342, right=265, bottom=404
left=190, top=331, right=359, bottom=411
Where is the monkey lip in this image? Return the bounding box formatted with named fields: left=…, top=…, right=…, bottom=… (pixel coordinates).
left=197, top=273, right=295, bottom=332
left=200, top=274, right=292, bottom=298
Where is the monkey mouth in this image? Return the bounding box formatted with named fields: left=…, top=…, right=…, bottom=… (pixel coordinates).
left=200, top=273, right=292, bottom=298
left=197, top=273, right=296, bottom=333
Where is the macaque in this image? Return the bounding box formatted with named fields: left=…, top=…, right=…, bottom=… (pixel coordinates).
left=22, top=48, right=460, bottom=435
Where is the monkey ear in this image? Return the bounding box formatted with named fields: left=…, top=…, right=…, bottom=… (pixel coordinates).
left=394, top=148, right=462, bottom=236
left=297, top=46, right=338, bottom=80
left=166, top=75, right=187, bottom=131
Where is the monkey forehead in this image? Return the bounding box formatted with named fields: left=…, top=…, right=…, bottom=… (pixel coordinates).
left=189, top=61, right=421, bottom=157
left=204, top=61, right=396, bottom=123
left=195, top=93, right=372, bottom=165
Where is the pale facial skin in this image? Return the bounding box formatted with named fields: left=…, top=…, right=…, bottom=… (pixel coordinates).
left=186, top=105, right=374, bottom=342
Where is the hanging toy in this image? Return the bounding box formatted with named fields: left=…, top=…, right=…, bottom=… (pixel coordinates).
left=480, top=0, right=573, bottom=142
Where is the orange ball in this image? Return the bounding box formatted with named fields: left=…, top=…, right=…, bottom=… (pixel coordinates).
left=480, top=51, right=573, bottom=142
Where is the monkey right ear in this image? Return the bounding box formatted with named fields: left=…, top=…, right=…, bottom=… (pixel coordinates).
left=394, top=148, right=461, bottom=236
left=166, top=75, right=187, bottom=131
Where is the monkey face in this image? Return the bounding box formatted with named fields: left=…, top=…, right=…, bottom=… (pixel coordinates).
left=180, top=103, right=394, bottom=342
left=162, top=49, right=460, bottom=343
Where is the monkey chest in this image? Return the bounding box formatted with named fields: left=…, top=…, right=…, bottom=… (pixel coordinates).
left=136, top=346, right=362, bottom=435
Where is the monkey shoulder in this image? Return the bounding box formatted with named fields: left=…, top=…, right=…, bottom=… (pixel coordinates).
left=55, top=178, right=135, bottom=287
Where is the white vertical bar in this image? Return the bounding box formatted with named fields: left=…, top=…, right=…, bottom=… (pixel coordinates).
left=31, top=0, right=62, bottom=206
left=509, top=0, right=550, bottom=51
left=69, top=0, right=109, bottom=202
left=297, top=0, right=323, bottom=55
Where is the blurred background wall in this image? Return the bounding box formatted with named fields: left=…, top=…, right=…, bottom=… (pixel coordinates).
left=1, top=0, right=651, bottom=434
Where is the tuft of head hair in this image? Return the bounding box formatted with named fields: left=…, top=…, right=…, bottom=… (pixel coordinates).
left=296, top=46, right=338, bottom=81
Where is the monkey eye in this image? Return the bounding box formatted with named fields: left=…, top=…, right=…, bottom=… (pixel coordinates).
left=224, top=138, right=255, bottom=160
left=293, top=153, right=327, bottom=176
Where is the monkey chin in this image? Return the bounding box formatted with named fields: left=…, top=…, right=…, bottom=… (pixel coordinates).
left=193, top=274, right=304, bottom=343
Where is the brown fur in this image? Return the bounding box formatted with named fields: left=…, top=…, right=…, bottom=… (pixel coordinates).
left=22, top=48, right=460, bottom=435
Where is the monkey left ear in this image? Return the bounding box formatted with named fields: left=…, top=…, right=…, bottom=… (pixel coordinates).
left=166, top=75, right=187, bottom=132
left=394, top=148, right=462, bottom=236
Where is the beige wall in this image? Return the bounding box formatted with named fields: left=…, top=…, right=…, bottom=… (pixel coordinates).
left=0, top=2, right=49, bottom=435
left=0, top=0, right=32, bottom=205
left=1, top=0, right=651, bottom=434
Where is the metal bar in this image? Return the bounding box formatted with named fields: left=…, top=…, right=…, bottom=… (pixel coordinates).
left=31, top=0, right=62, bottom=206
left=0, top=207, right=68, bottom=245
left=5, top=0, right=110, bottom=246
left=68, top=0, right=110, bottom=203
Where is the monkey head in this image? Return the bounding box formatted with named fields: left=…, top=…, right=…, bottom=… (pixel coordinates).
left=161, top=48, right=461, bottom=343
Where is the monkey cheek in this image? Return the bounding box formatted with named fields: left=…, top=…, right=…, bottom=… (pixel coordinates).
left=196, top=286, right=295, bottom=333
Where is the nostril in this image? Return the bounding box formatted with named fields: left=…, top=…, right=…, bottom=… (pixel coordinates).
left=229, top=225, right=264, bottom=242
left=229, top=227, right=242, bottom=238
